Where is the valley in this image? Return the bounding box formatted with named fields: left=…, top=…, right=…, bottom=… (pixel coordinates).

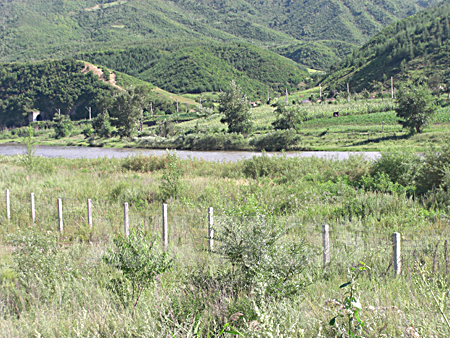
left=1, top=0, right=450, bottom=337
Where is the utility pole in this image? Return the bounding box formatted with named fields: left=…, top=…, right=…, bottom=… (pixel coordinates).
left=86, top=107, right=92, bottom=120
left=285, top=88, right=288, bottom=104
left=347, top=83, right=350, bottom=103
left=391, top=77, right=394, bottom=100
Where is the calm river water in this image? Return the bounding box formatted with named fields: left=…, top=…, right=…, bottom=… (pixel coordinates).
left=0, top=144, right=381, bottom=162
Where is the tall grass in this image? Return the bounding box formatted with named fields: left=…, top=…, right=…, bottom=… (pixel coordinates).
left=0, top=153, right=449, bottom=336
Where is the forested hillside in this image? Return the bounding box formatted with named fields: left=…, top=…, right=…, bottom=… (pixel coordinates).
left=0, top=0, right=430, bottom=70
left=322, top=1, right=450, bottom=91
left=78, top=41, right=308, bottom=96
left=0, top=59, right=184, bottom=127
left=273, top=40, right=356, bottom=71
left=0, top=59, right=115, bottom=126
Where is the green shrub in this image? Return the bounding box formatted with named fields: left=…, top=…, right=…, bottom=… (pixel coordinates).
left=180, top=132, right=249, bottom=150
left=371, top=147, right=423, bottom=191
left=158, top=151, right=183, bottom=202
left=272, top=102, right=307, bottom=130
left=103, top=227, right=173, bottom=315
left=214, top=214, right=313, bottom=299
left=251, top=129, right=302, bottom=151
left=53, top=114, right=73, bottom=139
left=122, top=154, right=169, bottom=172
left=417, top=142, right=450, bottom=195
left=243, top=153, right=284, bottom=179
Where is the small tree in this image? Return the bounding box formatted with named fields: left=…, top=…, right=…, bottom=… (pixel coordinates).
left=271, top=101, right=306, bottom=130
left=395, top=84, right=434, bottom=133
left=53, top=114, right=73, bottom=139
left=92, top=109, right=113, bottom=138
left=219, top=81, right=253, bottom=134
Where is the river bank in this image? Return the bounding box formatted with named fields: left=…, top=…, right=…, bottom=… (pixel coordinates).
left=1, top=101, right=449, bottom=152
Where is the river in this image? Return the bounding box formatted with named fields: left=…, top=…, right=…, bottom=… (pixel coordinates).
left=0, top=144, right=381, bottom=162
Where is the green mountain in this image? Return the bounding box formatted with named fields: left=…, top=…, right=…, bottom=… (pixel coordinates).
left=78, top=41, right=308, bottom=97
left=0, top=59, right=183, bottom=127
left=273, top=40, right=357, bottom=71
left=0, top=0, right=430, bottom=70
left=322, top=1, right=450, bottom=91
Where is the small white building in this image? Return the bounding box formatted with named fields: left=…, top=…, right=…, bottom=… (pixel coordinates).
left=28, top=111, right=42, bottom=123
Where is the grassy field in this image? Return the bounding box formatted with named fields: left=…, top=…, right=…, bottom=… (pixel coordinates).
left=0, top=98, right=449, bottom=152
left=0, top=150, right=450, bottom=336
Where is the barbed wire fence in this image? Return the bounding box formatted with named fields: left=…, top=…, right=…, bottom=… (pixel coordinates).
left=1, top=189, right=449, bottom=276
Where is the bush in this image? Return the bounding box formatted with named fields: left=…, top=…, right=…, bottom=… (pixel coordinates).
left=272, top=102, right=307, bottom=130
left=371, top=147, right=423, bottom=192
left=53, top=114, right=73, bottom=139
left=158, top=151, right=183, bottom=202
left=417, top=142, right=450, bottom=195
left=180, top=132, right=249, bottom=150
left=213, top=214, right=313, bottom=299
left=251, top=129, right=302, bottom=151
left=103, top=227, right=173, bottom=315
left=122, top=154, right=169, bottom=172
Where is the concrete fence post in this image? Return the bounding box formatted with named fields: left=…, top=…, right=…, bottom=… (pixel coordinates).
left=208, top=207, right=214, bottom=251
left=124, top=202, right=129, bottom=237
left=87, top=199, right=93, bottom=228
left=393, top=232, right=401, bottom=275
left=162, top=203, right=168, bottom=250
left=6, top=189, right=10, bottom=221
left=57, top=198, right=63, bottom=233
left=322, top=224, right=330, bottom=266
left=31, top=193, right=35, bottom=223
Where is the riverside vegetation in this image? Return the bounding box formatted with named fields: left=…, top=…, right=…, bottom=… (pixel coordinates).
left=1, top=144, right=450, bottom=336
left=3, top=82, right=450, bottom=152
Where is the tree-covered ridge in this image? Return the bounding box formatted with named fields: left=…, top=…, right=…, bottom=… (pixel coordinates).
left=0, top=58, right=185, bottom=127
left=78, top=42, right=309, bottom=97
left=0, top=59, right=116, bottom=127
left=322, top=1, right=450, bottom=91
left=0, top=0, right=429, bottom=65
left=273, top=40, right=357, bottom=71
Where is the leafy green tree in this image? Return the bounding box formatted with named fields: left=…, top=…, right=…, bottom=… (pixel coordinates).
left=108, top=86, right=150, bottom=138
left=395, top=84, right=434, bottom=133
left=53, top=114, right=73, bottom=139
left=219, top=81, right=253, bottom=134
left=271, top=102, right=306, bottom=130
left=92, top=110, right=113, bottom=138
